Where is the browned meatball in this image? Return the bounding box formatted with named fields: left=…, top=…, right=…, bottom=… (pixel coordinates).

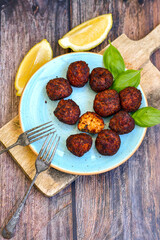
left=93, top=89, right=121, bottom=117
left=67, top=61, right=90, bottom=87
left=46, top=78, right=72, bottom=100
left=89, top=67, right=113, bottom=92
left=54, top=99, right=80, bottom=125
left=78, top=111, right=104, bottom=134
left=66, top=133, right=92, bottom=157
left=95, top=129, right=121, bottom=156
left=109, top=110, right=135, bottom=134
left=119, top=87, right=142, bottom=112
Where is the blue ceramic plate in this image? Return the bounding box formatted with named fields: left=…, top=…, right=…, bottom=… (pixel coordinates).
left=19, top=52, right=148, bottom=175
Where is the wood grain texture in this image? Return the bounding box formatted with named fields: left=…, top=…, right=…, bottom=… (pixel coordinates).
left=70, top=0, right=160, bottom=239
left=100, top=25, right=160, bottom=69
left=0, top=0, right=73, bottom=239
left=0, top=0, right=160, bottom=239
left=0, top=116, right=77, bottom=197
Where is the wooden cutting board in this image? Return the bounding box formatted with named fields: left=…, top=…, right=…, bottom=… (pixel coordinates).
left=0, top=25, right=160, bottom=197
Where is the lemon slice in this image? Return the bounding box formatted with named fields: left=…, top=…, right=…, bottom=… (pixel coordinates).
left=58, top=14, right=112, bottom=51
left=15, top=39, right=53, bottom=96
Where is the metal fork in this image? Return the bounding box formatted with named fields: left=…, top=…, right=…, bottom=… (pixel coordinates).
left=0, top=121, right=55, bottom=155
left=2, top=132, right=60, bottom=239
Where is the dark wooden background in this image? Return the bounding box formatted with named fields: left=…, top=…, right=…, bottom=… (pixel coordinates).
left=0, top=0, right=160, bottom=239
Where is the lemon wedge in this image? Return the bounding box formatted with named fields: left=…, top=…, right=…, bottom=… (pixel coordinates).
left=58, top=14, right=112, bottom=51
left=15, top=39, right=53, bottom=96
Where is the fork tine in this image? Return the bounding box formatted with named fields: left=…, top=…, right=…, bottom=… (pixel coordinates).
left=25, top=121, right=52, bottom=134
left=38, top=133, right=51, bottom=157
left=46, top=136, right=60, bottom=165
left=44, top=134, right=57, bottom=161
left=41, top=132, right=56, bottom=159
left=30, top=131, right=55, bottom=145
left=28, top=127, right=55, bottom=141
left=27, top=124, right=54, bottom=137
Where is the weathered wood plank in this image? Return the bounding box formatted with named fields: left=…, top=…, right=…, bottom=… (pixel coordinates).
left=71, top=0, right=160, bottom=239
left=33, top=204, right=73, bottom=240
left=0, top=0, right=73, bottom=239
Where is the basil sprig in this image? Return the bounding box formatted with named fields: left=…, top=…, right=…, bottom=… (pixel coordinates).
left=132, top=107, right=160, bottom=127
left=103, top=41, right=125, bottom=79
left=111, top=69, right=141, bottom=92
left=103, top=41, right=160, bottom=128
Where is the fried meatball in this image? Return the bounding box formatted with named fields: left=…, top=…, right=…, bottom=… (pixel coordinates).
left=89, top=67, right=113, bottom=92
left=66, top=133, right=92, bottom=157
left=67, top=61, right=90, bottom=87
left=95, top=129, right=121, bottom=156
left=46, top=78, right=72, bottom=100
left=93, top=89, right=121, bottom=117
left=109, top=110, right=135, bottom=134
left=119, top=87, right=142, bottom=112
left=78, top=111, right=104, bottom=134
left=54, top=99, right=80, bottom=125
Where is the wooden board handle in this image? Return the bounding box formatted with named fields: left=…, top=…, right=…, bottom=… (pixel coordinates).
left=138, top=24, right=160, bottom=57
left=140, top=60, right=160, bottom=109
left=100, top=24, right=160, bottom=69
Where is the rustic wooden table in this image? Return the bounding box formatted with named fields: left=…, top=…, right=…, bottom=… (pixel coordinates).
left=0, top=0, right=160, bottom=239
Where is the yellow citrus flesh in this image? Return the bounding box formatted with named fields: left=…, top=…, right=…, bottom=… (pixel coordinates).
left=58, top=14, right=112, bottom=51
left=15, top=39, right=53, bottom=96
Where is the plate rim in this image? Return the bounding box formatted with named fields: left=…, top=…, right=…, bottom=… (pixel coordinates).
left=19, top=51, right=148, bottom=175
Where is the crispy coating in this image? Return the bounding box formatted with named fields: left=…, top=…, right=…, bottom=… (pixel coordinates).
left=93, top=89, right=121, bottom=117
left=95, top=129, right=121, bottom=156
left=109, top=110, right=135, bottom=134
left=66, top=133, right=92, bottom=157
left=54, top=99, right=80, bottom=125
left=46, top=78, right=72, bottom=100
left=119, top=87, right=142, bottom=112
left=67, top=61, right=90, bottom=87
left=78, top=111, right=104, bottom=134
left=89, top=67, right=113, bottom=92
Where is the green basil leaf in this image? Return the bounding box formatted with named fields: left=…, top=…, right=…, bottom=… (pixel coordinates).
left=132, top=107, right=160, bottom=127
left=103, top=41, right=125, bottom=79
left=111, top=69, right=141, bottom=92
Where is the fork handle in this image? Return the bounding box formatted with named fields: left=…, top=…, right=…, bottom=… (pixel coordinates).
left=0, top=142, right=19, bottom=155
left=2, top=172, right=39, bottom=239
